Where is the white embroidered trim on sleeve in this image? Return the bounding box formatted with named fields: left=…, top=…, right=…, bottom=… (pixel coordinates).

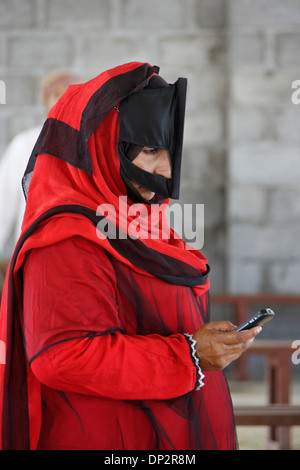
left=184, top=333, right=205, bottom=390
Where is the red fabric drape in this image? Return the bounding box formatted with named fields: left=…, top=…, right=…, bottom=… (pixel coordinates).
left=0, top=62, right=216, bottom=450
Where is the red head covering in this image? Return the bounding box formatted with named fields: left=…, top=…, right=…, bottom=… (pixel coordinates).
left=20, top=61, right=209, bottom=289
left=0, top=62, right=209, bottom=449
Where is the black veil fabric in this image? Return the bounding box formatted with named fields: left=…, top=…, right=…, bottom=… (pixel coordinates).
left=117, top=78, right=187, bottom=200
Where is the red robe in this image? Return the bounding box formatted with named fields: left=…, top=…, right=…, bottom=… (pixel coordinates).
left=0, top=62, right=236, bottom=449
left=23, top=236, right=236, bottom=450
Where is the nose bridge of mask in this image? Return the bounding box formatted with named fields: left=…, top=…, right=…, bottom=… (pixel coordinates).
left=118, top=85, right=176, bottom=154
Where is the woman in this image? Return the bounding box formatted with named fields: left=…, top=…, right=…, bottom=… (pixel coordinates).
left=0, top=62, right=260, bottom=450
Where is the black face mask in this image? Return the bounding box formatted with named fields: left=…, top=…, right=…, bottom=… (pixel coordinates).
left=117, top=77, right=187, bottom=203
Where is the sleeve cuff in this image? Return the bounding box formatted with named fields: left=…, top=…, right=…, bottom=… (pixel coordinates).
left=183, top=333, right=205, bottom=390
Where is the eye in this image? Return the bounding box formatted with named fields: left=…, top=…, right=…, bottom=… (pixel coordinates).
left=142, top=147, right=157, bottom=156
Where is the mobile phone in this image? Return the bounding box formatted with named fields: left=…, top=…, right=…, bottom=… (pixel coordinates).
left=233, top=308, right=275, bottom=332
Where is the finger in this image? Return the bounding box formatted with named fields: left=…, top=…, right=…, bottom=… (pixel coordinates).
left=221, top=326, right=262, bottom=345
left=238, top=326, right=262, bottom=340
left=207, top=321, right=237, bottom=333
left=224, top=336, right=256, bottom=353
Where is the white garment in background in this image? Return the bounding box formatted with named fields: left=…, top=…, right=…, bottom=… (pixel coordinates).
left=0, top=126, right=40, bottom=256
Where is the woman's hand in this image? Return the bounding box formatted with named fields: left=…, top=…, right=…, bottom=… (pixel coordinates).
left=192, top=321, right=261, bottom=371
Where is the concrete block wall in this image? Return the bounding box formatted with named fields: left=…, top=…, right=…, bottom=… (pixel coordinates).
left=227, top=0, right=300, bottom=294
left=0, top=0, right=300, bottom=297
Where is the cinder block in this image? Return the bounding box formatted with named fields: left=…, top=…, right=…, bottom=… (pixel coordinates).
left=207, top=260, right=226, bottom=294
left=178, top=183, right=225, bottom=230
left=227, top=186, right=267, bottom=222
left=273, top=107, right=300, bottom=142
left=202, top=187, right=226, bottom=230
left=228, top=106, right=269, bottom=141
left=269, top=188, right=300, bottom=223
left=231, top=69, right=298, bottom=105
left=228, top=223, right=300, bottom=260
left=45, top=0, right=110, bottom=29
left=229, top=0, right=300, bottom=26
left=277, top=33, right=300, bottom=66
left=206, top=147, right=227, bottom=187
left=229, top=33, right=264, bottom=67
left=184, top=106, right=224, bottom=144
left=227, top=259, right=264, bottom=294
left=7, top=35, right=73, bottom=67
left=0, top=0, right=36, bottom=29
left=194, top=0, right=226, bottom=28
left=181, top=146, right=209, bottom=187
left=269, top=262, right=300, bottom=293
left=229, top=143, right=300, bottom=186
left=186, top=69, right=228, bottom=110
left=181, top=145, right=227, bottom=192
left=120, top=0, right=184, bottom=29
left=78, top=35, right=155, bottom=72
left=159, top=33, right=226, bottom=68
left=1, top=74, right=37, bottom=106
